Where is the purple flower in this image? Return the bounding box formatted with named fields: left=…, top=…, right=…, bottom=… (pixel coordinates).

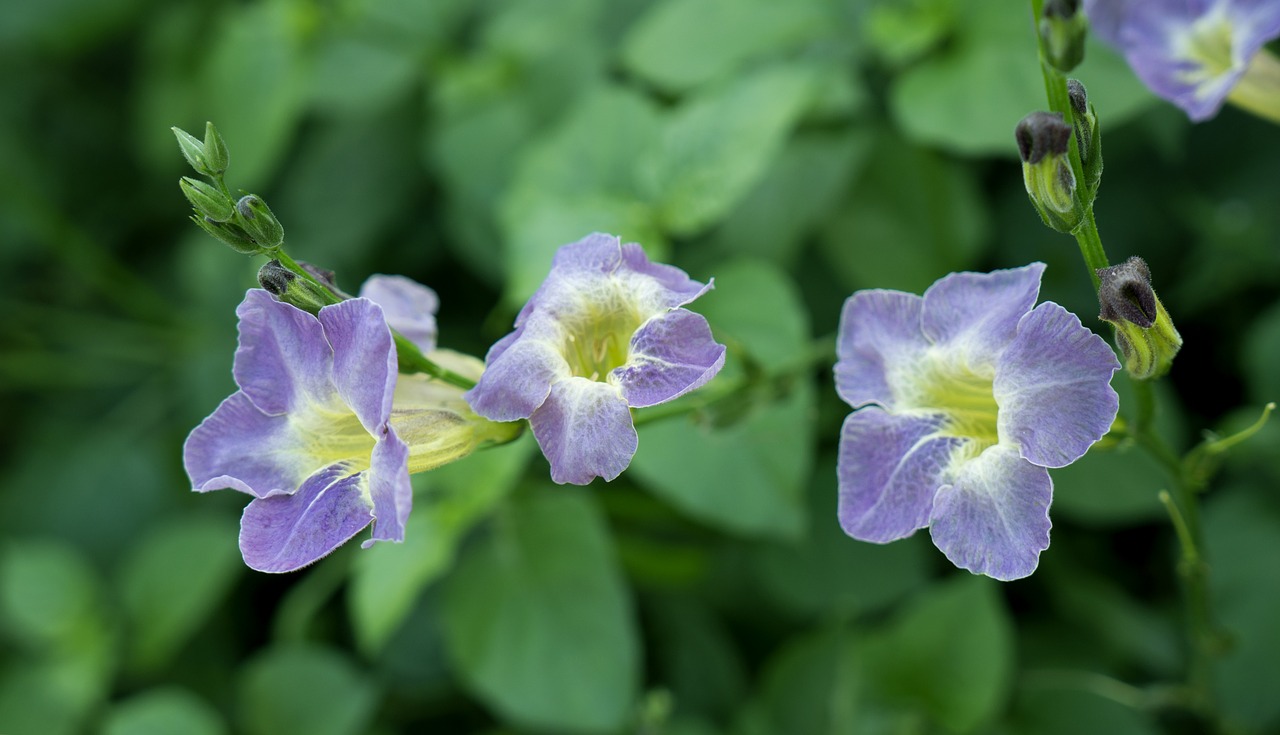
left=1085, top=0, right=1280, bottom=121
left=465, top=233, right=726, bottom=485
left=185, top=277, right=511, bottom=572
left=834, top=264, right=1120, bottom=580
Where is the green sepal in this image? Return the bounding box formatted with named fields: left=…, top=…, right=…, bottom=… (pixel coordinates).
left=171, top=126, right=211, bottom=176
left=201, top=121, right=230, bottom=176
left=1040, top=0, right=1087, bottom=73
left=191, top=214, right=262, bottom=255
left=234, top=195, right=284, bottom=251
left=179, top=177, right=234, bottom=222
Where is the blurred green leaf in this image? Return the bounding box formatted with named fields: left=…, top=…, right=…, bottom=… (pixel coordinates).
left=118, top=514, right=242, bottom=672
left=621, top=0, right=831, bottom=94
left=864, top=0, right=956, bottom=66
left=644, top=64, right=816, bottom=236
left=648, top=596, right=747, bottom=720
left=1203, top=487, right=1280, bottom=731
left=1004, top=685, right=1159, bottom=735
left=237, top=646, right=378, bottom=735
left=697, top=259, right=810, bottom=373
left=818, top=128, right=988, bottom=293
left=347, top=436, right=534, bottom=655
left=307, top=37, right=419, bottom=117
left=499, top=85, right=666, bottom=303
left=0, top=0, right=143, bottom=53
left=0, top=538, right=103, bottom=651
left=199, top=0, right=309, bottom=186
left=708, top=129, right=873, bottom=266
left=0, top=659, right=110, bottom=735
left=1244, top=300, right=1280, bottom=404
left=99, top=687, right=227, bottom=735
left=1052, top=444, right=1169, bottom=525
left=632, top=378, right=814, bottom=539
left=440, top=488, right=639, bottom=732
left=754, top=454, right=932, bottom=619
left=864, top=575, right=1014, bottom=733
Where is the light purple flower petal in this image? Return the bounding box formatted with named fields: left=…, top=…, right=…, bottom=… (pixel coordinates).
left=529, top=378, right=638, bottom=485
left=615, top=310, right=726, bottom=408
left=318, top=298, right=397, bottom=434
left=363, top=427, right=413, bottom=546
left=184, top=391, right=301, bottom=499
left=837, top=408, right=965, bottom=543
left=233, top=290, right=334, bottom=415
left=834, top=290, right=927, bottom=409
left=239, top=465, right=373, bottom=573
left=466, top=325, right=566, bottom=421
left=619, top=242, right=712, bottom=307
left=995, top=302, right=1120, bottom=468
left=359, top=274, right=439, bottom=354
left=930, top=445, right=1053, bottom=581
left=920, top=263, right=1045, bottom=365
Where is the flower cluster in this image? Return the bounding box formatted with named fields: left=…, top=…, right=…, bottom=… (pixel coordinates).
left=833, top=264, right=1120, bottom=580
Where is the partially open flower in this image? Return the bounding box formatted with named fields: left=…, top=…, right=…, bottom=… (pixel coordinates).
left=1085, top=0, right=1280, bottom=121
left=465, top=233, right=726, bottom=485
left=185, top=280, right=517, bottom=572
left=834, top=264, right=1119, bottom=580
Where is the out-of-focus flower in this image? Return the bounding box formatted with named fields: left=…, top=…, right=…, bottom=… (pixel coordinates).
left=834, top=264, right=1119, bottom=580
left=1085, top=0, right=1280, bottom=121
left=465, top=233, right=726, bottom=485
left=185, top=281, right=516, bottom=572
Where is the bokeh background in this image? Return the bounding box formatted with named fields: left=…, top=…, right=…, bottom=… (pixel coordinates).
left=2, top=0, right=1279, bottom=733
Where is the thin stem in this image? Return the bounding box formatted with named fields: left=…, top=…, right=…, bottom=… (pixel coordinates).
left=1073, top=208, right=1110, bottom=289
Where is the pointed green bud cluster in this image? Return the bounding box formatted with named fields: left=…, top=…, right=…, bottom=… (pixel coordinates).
left=179, top=177, right=234, bottom=222
left=172, top=122, right=229, bottom=177
left=1016, top=111, right=1083, bottom=233
left=1096, top=256, right=1182, bottom=380
left=1068, top=79, right=1103, bottom=197
left=235, top=195, right=285, bottom=250
left=257, top=260, right=332, bottom=314
left=1040, top=0, right=1087, bottom=73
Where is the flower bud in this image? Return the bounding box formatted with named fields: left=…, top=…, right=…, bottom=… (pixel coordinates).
left=234, top=195, right=285, bottom=250
left=201, top=121, right=230, bottom=176
left=257, top=260, right=331, bottom=313
left=191, top=215, right=262, bottom=255
left=179, top=177, right=234, bottom=222
left=1096, top=256, right=1182, bottom=380
left=1016, top=111, right=1082, bottom=233
left=1040, top=0, right=1087, bottom=73
left=172, top=126, right=213, bottom=176
left=1068, top=79, right=1103, bottom=196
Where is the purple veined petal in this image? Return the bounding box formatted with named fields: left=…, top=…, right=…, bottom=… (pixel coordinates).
left=184, top=391, right=307, bottom=499
left=619, top=242, right=712, bottom=307
left=836, top=408, right=964, bottom=543
left=318, top=298, right=398, bottom=435
left=465, top=323, right=568, bottom=422
left=549, top=232, right=626, bottom=275
left=362, top=426, right=413, bottom=546
left=528, top=377, right=638, bottom=485
left=239, top=464, right=374, bottom=573
left=1082, top=0, right=1124, bottom=45
left=833, top=289, right=928, bottom=410
left=995, top=302, right=1120, bottom=468
left=920, top=263, right=1045, bottom=364
left=233, top=290, right=335, bottom=416
left=358, top=274, right=439, bottom=354
left=615, top=309, right=726, bottom=408
left=929, top=444, right=1053, bottom=581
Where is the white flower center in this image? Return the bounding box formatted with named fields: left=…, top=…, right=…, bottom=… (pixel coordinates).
left=1174, top=8, right=1239, bottom=100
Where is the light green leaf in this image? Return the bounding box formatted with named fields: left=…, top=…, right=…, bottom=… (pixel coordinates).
left=100, top=688, right=227, bottom=735
left=818, top=128, right=988, bottom=294
left=864, top=575, right=1014, bottom=732
left=644, top=64, right=816, bottom=236
left=347, top=436, right=535, bottom=655
left=631, top=379, right=814, bottom=539
left=440, top=488, right=639, bottom=732
left=708, top=129, right=874, bottom=266
left=307, top=37, right=420, bottom=117
left=0, top=539, right=102, bottom=650
left=237, top=646, right=378, bottom=735
left=118, top=514, right=242, bottom=672
left=695, top=259, right=810, bottom=373
left=621, top=0, right=831, bottom=93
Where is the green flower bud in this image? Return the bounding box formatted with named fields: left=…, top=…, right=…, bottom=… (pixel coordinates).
left=202, top=121, right=230, bottom=176
left=1096, top=256, right=1182, bottom=380
left=1040, top=0, right=1087, bottom=73
left=257, top=260, right=331, bottom=314
left=172, top=126, right=212, bottom=176
left=191, top=215, right=262, bottom=255
left=234, top=195, right=285, bottom=250
left=1068, top=79, right=1103, bottom=197
left=179, top=176, right=234, bottom=222
left=1016, top=111, right=1083, bottom=233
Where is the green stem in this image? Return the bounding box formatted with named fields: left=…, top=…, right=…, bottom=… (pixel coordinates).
left=1073, top=208, right=1110, bottom=289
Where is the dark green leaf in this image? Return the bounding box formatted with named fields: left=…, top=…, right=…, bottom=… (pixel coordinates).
left=237, top=646, right=378, bottom=735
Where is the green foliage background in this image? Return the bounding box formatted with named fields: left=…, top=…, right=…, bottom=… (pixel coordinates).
left=2, top=0, right=1279, bottom=733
